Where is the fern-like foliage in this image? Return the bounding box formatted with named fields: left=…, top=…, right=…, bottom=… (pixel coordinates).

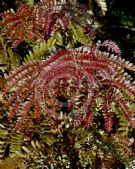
left=24, top=36, right=56, bottom=62
left=0, top=121, right=24, bottom=159
left=99, top=40, right=121, bottom=56
left=0, top=124, right=9, bottom=159
left=76, top=127, right=135, bottom=168
left=0, top=0, right=69, bottom=48
left=0, top=36, right=21, bottom=72
left=64, top=23, right=92, bottom=48
left=95, top=0, right=107, bottom=15
left=24, top=23, right=92, bottom=63
left=1, top=45, right=135, bottom=131
left=0, top=0, right=94, bottom=48
left=9, top=132, right=23, bottom=154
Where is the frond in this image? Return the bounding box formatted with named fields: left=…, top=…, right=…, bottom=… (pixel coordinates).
left=2, top=47, right=135, bottom=131
left=24, top=37, right=56, bottom=62
left=9, top=132, right=23, bottom=154
left=0, top=36, right=21, bottom=72
left=100, top=40, right=121, bottom=56
left=95, top=0, right=107, bottom=16
left=115, top=99, right=135, bottom=127
left=65, top=23, right=91, bottom=48
left=97, top=48, right=135, bottom=72
left=112, top=105, right=130, bottom=137
left=0, top=0, right=94, bottom=48
left=0, top=5, right=35, bottom=48
left=0, top=124, right=9, bottom=159
left=0, top=1, right=69, bottom=48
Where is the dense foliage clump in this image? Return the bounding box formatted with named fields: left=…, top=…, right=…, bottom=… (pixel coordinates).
left=0, top=0, right=135, bottom=168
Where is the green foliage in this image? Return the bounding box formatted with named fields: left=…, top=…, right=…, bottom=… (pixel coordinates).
left=10, top=132, right=23, bottom=154
left=65, top=23, right=91, bottom=48
left=111, top=89, right=135, bottom=137
left=0, top=122, right=24, bottom=159
left=112, top=105, right=130, bottom=137
left=0, top=36, right=21, bottom=72
left=95, top=0, right=107, bottom=16
left=0, top=124, right=8, bottom=158
left=24, top=23, right=91, bottom=63
left=26, top=0, right=34, bottom=5
left=24, top=37, right=56, bottom=62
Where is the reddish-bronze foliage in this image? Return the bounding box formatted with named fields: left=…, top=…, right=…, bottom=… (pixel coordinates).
left=0, top=0, right=70, bottom=48
left=0, top=0, right=94, bottom=48
left=2, top=46, right=135, bottom=131
left=100, top=40, right=121, bottom=56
